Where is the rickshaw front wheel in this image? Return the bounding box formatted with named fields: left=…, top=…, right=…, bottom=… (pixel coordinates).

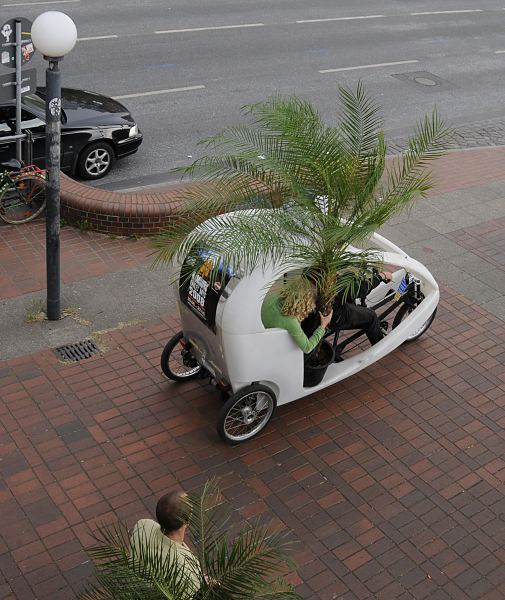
left=217, top=384, right=276, bottom=444
left=392, top=305, right=437, bottom=342
left=161, top=331, right=202, bottom=381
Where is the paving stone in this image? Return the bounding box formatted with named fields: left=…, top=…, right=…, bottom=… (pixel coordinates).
left=447, top=252, right=497, bottom=276
left=447, top=277, right=504, bottom=304
left=429, top=188, right=495, bottom=211
left=408, top=235, right=469, bottom=263
left=416, top=214, right=468, bottom=234
left=422, top=260, right=473, bottom=289
left=475, top=269, right=505, bottom=293
left=481, top=297, right=505, bottom=320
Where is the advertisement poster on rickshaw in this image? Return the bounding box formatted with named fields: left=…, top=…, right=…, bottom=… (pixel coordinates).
left=180, top=249, right=233, bottom=332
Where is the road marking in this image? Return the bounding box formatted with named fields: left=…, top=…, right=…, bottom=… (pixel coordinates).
left=495, top=50, right=505, bottom=53
left=319, top=59, right=419, bottom=74
left=146, top=63, right=177, bottom=69
left=411, top=9, right=483, bottom=15
left=113, top=85, right=205, bottom=100
left=78, top=35, right=118, bottom=42
left=297, top=15, right=384, bottom=24
left=2, top=0, right=79, bottom=5
left=155, top=23, right=264, bottom=34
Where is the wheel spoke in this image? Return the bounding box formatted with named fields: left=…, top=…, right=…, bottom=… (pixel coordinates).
left=167, top=341, right=200, bottom=378
left=223, top=391, right=274, bottom=442
left=85, top=149, right=111, bottom=176
left=0, top=176, right=46, bottom=224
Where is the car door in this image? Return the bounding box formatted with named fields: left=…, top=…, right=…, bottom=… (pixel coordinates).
left=0, top=103, right=76, bottom=171
left=0, top=105, right=45, bottom=166
left=20, top=108, right=76, bottom=171
left=0, top=106, right=16, bottom=165
left=17, top=108, right=46, bottom=167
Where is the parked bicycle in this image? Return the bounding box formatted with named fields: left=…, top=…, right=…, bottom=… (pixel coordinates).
left=0, top=159, right=47, bottom=225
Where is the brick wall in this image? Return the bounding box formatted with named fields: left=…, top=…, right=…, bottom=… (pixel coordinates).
left=59, top=174, right=184, bottom=235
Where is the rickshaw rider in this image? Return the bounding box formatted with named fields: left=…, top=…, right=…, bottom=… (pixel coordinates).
left=261, top=278, right=333, bottom=353
left=262, top=269, right=392, bottom=354
left=326, top=268, right=393, bottom=346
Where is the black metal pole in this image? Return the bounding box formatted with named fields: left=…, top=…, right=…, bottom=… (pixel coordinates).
left=45, top=57, right=62, bottom=321
left=15, top=19, right=22, bottom=161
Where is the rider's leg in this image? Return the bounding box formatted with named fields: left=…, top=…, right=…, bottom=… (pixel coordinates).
left=335, top=304, right=383, bottom=345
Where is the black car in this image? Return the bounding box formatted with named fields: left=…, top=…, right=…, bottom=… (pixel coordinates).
left=0, top=87, right=143, bottom=180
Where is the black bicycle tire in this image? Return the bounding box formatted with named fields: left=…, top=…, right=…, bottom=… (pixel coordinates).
left=0, top=173, right=47, bottom=224
left=392, top=304, right=437, bottom=342
left=160, top=331, right=202, bottom=381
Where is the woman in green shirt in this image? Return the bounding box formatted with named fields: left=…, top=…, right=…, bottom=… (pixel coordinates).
left=261, top=279, right=333, bottom=354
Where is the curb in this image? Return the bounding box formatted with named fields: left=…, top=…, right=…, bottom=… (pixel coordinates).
left=60, top=173, right=186, bottom=235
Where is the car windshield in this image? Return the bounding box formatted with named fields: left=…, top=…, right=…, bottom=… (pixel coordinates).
left=22, top=93, right=67, bottom=124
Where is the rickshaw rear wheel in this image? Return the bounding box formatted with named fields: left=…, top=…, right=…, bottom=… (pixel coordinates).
left=160, top=331, right=202, bottom=381
left=217, top=384, right=276, bottom=444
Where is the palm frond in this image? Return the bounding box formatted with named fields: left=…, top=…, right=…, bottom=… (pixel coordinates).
left=182, top=479, right=229, bottom=567
left=205, top=524, right=299, bottom=599
left=338, top=81, right=384, bottom=159
left=154, top=85, right=450, bottom=321
left=82, top=480, right=302, bottom=600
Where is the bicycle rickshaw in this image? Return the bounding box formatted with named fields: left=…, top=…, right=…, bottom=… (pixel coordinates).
left=161, top=224, right=438, bottom=444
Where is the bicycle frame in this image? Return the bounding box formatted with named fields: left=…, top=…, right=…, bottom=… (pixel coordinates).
left=0, top=172, right=19, bottom=201
left=0, top=164, right=45, bottom=192
left=327, top=277, right=421, bottom=355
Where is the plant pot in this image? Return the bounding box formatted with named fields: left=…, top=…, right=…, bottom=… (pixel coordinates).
left=303, top=340, right=335, bottom=387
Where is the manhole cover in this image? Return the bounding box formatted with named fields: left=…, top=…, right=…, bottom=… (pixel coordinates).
left=391, top=71, right=454, bottom=91
left=414, top=76, right=437, bottom=86
left=54, top=339, right=100, bottom=362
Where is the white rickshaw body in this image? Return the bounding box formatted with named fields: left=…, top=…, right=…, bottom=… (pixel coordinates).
left=176, top=228, right=439, bottom=408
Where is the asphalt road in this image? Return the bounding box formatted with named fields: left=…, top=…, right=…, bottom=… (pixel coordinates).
left=2, top=0, right=505, bottom=188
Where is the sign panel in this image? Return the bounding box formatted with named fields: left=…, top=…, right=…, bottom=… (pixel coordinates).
left=179, top=249, right=235, bottom=333
left=0, top=18, right=34, bottom=69
left=0, top=67, right=36, bottom=102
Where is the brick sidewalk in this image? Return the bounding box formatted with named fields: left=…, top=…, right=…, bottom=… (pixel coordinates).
left=2, top=292, right=505, bottom=599
left=3, top=147, right=505, bottom=599
left=428, top=147, right=505, bottom=195
left=0, top=223, right=152, bottom=300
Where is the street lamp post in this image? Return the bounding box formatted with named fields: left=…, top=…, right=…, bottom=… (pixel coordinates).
left=31, top=11, right=77, bottom=321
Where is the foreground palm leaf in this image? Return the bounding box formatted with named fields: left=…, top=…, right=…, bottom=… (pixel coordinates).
left=81, top=480, right=301, bottom=600
left=153, top=82, right=451, bottom=310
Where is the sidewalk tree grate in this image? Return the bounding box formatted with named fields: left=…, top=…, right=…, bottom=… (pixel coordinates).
left=54, top=339, right=100, bottom=362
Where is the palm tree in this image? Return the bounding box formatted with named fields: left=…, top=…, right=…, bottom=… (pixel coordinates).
left=80, top=480, right=301, bottom=600
left=153, top=82, right=450, bottom=316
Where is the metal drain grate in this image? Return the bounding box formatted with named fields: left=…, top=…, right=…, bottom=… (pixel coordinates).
left=55, top=339, right=100, bottom=362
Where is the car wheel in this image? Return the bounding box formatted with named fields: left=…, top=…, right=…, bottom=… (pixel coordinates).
left=77, top=142, right=115, bottom=180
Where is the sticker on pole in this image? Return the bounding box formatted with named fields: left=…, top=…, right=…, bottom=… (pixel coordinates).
left=49, top=98, right=61, bottom=118
left=0, top=18, right=34, bottom=69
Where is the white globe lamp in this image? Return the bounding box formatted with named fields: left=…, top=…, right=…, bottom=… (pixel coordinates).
left=31, top=11, right=77, bottom=58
